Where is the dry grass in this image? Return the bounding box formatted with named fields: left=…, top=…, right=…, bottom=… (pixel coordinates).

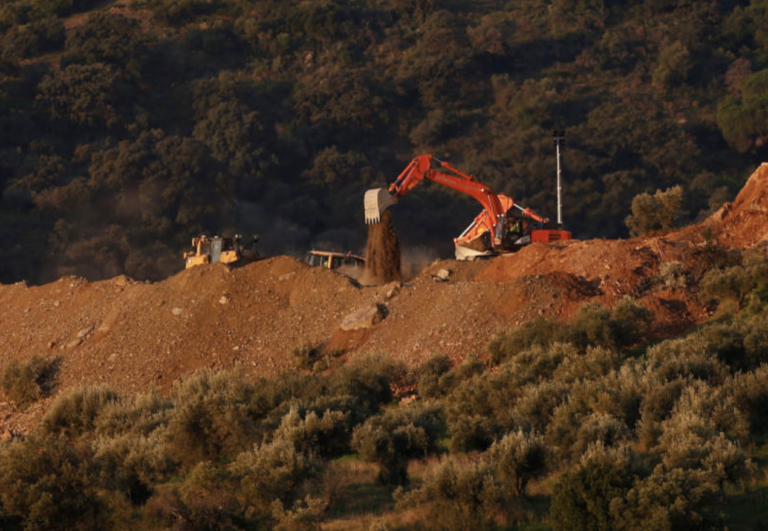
left=323, top=507, right=427, bottom=531
left=321, top=457, right=439, bottom=531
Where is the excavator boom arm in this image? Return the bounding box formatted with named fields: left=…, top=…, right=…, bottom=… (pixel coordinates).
left=364, top=153, right=554, bottom=250
left=387, top=154, right=507, bottom=224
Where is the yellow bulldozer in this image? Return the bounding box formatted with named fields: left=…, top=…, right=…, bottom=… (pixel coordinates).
left=184, top=234, right=261, bottom=269
left=305, top=250, right=366, bottom=270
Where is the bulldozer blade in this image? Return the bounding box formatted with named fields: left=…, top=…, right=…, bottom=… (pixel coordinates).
left=364, top=188, right=398, bottom=224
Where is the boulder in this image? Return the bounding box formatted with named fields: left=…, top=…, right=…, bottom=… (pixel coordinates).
left=340, top=304, right=386, bottom=331
left=432, top=268, right=451, bottom=282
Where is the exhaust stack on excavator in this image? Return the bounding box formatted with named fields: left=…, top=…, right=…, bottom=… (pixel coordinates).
left=364, top=188, right=398, bottom=224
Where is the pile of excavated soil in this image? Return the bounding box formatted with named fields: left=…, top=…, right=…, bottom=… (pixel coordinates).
left=364, top=210, right=401, bottom=284
left=672, top=162, right=768, bottom=249
left=3, top=163, right=768, bottom=434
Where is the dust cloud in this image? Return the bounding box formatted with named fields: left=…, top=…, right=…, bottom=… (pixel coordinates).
left=364, top=209, right=401, bottom=284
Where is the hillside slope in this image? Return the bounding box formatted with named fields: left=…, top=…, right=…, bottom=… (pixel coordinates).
left=2, top=163, right=768, bottom=433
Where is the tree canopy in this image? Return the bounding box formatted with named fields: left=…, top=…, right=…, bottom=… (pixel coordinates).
left=0, top=0, right=764, bottom=282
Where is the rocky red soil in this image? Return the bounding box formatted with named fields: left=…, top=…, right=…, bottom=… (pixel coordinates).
left=2, top=164, right=768, bottom=433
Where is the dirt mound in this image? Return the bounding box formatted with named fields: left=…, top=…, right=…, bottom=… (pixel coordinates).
left=709, top=163, right=768, bottom=248
left=364, top=210, right=401, bottom=284
left=3, top=164, right=768, bottom=434
left=673, top=163, right=768, bottom=248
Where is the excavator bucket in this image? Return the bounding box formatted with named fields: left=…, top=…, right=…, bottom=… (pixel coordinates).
left=364, top=188, right=398, bottom=224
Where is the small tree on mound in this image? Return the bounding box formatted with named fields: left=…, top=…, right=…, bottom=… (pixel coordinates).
left=625, top=185, right=685, bottom=236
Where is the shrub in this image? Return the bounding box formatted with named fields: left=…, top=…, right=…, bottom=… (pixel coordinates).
left=0, top=434, right=104, bottom=530
left=273, top=406, right=352, bottom=459
left=571, top=413, right=630, bottom=459
left=450, top=412, right=496, bottom=450
left=512, top=380, right=569, bottom=433
left=489, top=300, right=651, bottom=364
left=488, top=317, right=560, bottom=364
left=610, top=466, right=723, bottom=531
left=625, top=185, right=685, bottom=236
left=563, top=303, right=615, bottom=350
left=93, top=387, right=173, bottom=437
left=657, top=405, right=754, bottom=491
left=546, top=379, right=638, bottom=463
left=232, top=438, right=320, bottom=514
left=351, top=401, right=444, bottom=486
left=550, top=444, right=635, bottom=531
left=699, top=250, right=768, bottom=312
left=144, top=461, right=241, bottom=530
left=483, top=430, right=548, bottom=497
left=0, top=17, right=64, bottom=61
left=410, top=353, right=452, bottom=398
left=565, top=298, right=652, bottom=351
left=652, top=41, right=691, bottom=88
left=645, top=336, right=729, bottom=385
left=395, top=457, right=502, bottom=531
left=91, top=432, right=176, bottom=505
left=637, top=379, right=686, bottom=449
left=35, top=62, right=128, bottom=129
left=552, top=346, right=620, bottom=383
left=610, top=297, right=654, bottom=346
left=148, top=0, right=222, bottom=26
left=65, top=13, right=147, bottom=70
left=446, top=364, right=523, bottom=452
left=669, top=382, right=749, bottom=443
left=1, top=354, right=56, bottom=409
left=271, top=496, right=327, bottom=531
left=291, top=342, right=343, bottom=373
left=291, top=342, right=325, bottom=372
left=186, top=23, right=243, bottom=56
left=328, top=354, right=404, bottom=422
left=418, top=354, right=484, bottom=399
left=656, top=261, right=688, bottom=289
left=42, top=385, right=120, bottom=437
left=726, top=365, right=768, bottom=435
left=545, top=402, right=583, bottom=462
left=504, top=342, right=570, bottom=383
left=164, top=370, right=258, bottom=466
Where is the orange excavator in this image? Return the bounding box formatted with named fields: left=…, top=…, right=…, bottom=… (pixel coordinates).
left=364, top=154, right=571, bottom=260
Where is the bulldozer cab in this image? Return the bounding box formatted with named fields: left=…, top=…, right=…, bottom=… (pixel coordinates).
left=184, top=234, right=260, bottom=269
left=305, top=250, right=365, bottom=270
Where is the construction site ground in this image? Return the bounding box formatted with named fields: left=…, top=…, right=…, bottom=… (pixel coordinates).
left=2, top=163, right=768, bottom=434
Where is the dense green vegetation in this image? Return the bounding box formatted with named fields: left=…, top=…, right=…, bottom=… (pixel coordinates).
left=0, top=0, right=767, bottom=283
left=3, top=278, right=768, bottom=529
